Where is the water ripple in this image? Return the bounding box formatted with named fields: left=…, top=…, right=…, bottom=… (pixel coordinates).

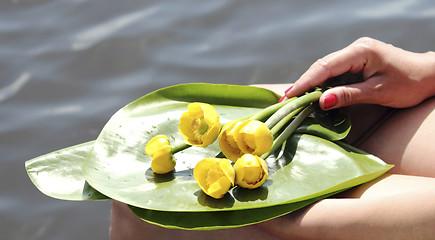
left=72, top=6, right=160, bottom=51
left=40, top=104, right=83, bottom=116
left=357, top=0, right=420, bottom=18
left=0, top=72, right=31, bottom=103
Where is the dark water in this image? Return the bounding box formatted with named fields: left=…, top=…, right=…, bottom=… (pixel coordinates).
left=1, top=0, right=435, bottom=239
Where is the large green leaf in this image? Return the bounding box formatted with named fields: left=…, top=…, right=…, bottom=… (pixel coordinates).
left=83, top=83, right=392, bottom=212
left=25, top=141, right=109, bottom=201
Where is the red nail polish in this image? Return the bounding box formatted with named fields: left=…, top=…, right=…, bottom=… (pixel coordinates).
left=284, top=85, right=293, bottom=94
left=323, top=94, right=337, bottom=109
left=278, top=95, right=287, bottom=102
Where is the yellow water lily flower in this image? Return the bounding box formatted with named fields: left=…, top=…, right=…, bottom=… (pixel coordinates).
left=179, top=102, right=221, bottom=147
left=145, top=135, right=176, bottom=174
left=218, top=120, right=244, bottom=162
left=235, top=120, right=273, bottom=157
left=193, top=157, right=235, bottom=199
left=234, top=154, right=268, bottom=189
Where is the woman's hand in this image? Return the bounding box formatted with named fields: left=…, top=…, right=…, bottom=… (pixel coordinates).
left=285, top=37, right=435, bottom=110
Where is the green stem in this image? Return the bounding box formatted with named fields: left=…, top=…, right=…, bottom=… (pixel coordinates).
left=248, top=97, right=297, bottom=121
left=270, top=107, right=303, bottom=136
left=171, top=143, right=190, bottom=154
left=262, top=104, right=315, bottom=159
left=265, top=90, right=321, bottom=129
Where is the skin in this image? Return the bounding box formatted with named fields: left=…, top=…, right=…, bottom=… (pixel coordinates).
left=110, top=37, right=435, bottom=240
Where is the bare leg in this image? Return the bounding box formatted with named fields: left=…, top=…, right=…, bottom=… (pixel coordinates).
left=358, top=97, right=435, bottom=177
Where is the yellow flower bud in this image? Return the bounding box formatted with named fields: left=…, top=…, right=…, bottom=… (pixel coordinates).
left=218, top=120, right=244, bottom=162
left=234, top=154, right=268, bottom=189
left=179, top=103, right=221, bottom=147
left=235, top=120, right=273, bottom=157
left=145, top=135, right=169, bottom=157
left=193, top=157, right=235, bottom=199
left=145, top=135, right=176, bottom=174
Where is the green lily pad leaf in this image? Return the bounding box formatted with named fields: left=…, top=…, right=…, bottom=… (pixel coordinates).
left=83, top=83, right=392, bottom=212
left=25, top=141, right=109, bottom=201
left=296, top=106, right=351, bottom=141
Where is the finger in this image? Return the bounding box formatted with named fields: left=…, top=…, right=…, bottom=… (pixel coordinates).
left=286, top=38, right=374, bottom=98
left=278, top=84, right=295, bottom=102
left=319, top=81, right=376, bottom=110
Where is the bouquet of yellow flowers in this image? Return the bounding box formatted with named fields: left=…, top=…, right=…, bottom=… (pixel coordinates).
left=26, top=83, right=392, bottom=230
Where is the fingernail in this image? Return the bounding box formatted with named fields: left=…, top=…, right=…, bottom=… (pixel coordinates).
left=323, top=94, right=337, bottom=109
left=284, top=85, right=293, bottom=94
left=278, top=95, right=287, bottom=102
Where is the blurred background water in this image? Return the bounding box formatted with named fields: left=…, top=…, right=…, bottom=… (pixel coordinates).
left=1, top=0, right=435, bottom=239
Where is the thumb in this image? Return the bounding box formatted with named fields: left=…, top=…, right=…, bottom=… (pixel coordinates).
left=320, top=83, right=371, bottom=110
